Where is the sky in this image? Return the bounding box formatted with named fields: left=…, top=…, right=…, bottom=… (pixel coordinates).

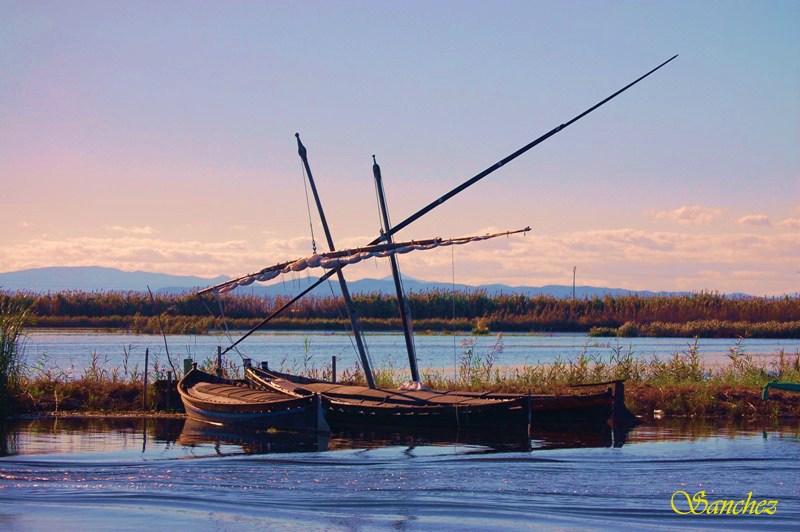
left=1, top=1, right=798, bottom=296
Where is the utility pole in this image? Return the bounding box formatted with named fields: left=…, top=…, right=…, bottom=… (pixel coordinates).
left=572, top=266, right=577, bottom=300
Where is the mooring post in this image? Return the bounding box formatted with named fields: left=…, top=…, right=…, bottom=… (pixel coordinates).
left=332, top=355, right=337, bottom=383
left=143, top=347, right=149, bottom=410
left=526, top=392, right=532, bottom=440
left=183, top=357, right=192, bottom=375
left=166, top=371, right=172, bottom=410
left=216, top=346, right=223, bottom=377
left=243, top=358, right=251, bottom=369
left=613, top=380, right=626, bottom=421
left=261, top=361, right=269, bottom=371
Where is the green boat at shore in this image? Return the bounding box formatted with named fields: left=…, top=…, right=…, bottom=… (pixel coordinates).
left=762, top=381, right=800, bottom=400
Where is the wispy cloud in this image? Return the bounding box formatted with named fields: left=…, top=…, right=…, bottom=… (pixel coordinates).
left=1, top=227, right=798, bottom=295
left=777, top=218, right=800, bottom=229
left=0, top=236, right=254, bottom=277
left=106, top=225, right=158, bottom=235
left=649, top=205, right=722, bottom=225
left=737, top=214, right=771, bottom=227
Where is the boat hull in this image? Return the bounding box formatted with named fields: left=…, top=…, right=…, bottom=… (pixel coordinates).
left=178, top=368, right=329, bottom=431
left=321, top=394, right=529, bottom=430
left=247, top=367, right=530, bottom=431
left=246, top=366, right=614, bottom=430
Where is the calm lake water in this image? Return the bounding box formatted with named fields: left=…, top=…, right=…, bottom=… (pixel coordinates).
left=1, top=418, right=798, bottom=530
left=19, top=330, right=800, bottom=379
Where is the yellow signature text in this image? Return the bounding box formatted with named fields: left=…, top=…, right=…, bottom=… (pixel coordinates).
left=671, top=491, right=778, bottom=515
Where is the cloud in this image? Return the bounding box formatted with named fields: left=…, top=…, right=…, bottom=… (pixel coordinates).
left=2, top=226, right=798, bottom=295
left=106, top=225, right=158, bottom=235
left=650, top=205, right=721, bottom=225
left=737, top=214, right=771, bottom=227
left=0, top=235, right=256, bottom=277
left=777, top=218, right=800, bottom=229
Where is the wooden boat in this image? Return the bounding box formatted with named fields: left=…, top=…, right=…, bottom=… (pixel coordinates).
left=246, top=366, right=615, bottom=430
left=246, top=366, right=530, bottom=431
left=177, top=366, right=329, bottom=431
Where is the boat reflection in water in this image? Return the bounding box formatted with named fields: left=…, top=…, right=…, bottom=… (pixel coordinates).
left=177, top=418, right=330, bottom=456
left=175, top=417, right=631, bottom=456
left=1, top=417, right=629, bottom=460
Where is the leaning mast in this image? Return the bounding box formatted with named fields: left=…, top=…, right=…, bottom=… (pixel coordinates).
left=295, top=133, right=376, bottom=389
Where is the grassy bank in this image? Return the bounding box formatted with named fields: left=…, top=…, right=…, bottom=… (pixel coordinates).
left=3, top=290, right=799, bottom=337
left=7, top=337, right=800, bottom=420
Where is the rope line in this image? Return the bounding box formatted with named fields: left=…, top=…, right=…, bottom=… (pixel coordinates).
left=300, top=160, right=318, bottom=254
left=452, top=243, right=457, bottom=381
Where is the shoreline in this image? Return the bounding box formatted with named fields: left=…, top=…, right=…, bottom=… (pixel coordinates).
left=7, top=382, right=800, bottom=422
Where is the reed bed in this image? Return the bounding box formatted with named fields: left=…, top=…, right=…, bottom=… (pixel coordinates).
left=3, top=290, right=799, bottom=337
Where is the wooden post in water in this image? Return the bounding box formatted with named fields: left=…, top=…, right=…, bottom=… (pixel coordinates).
left=166, top=371, right=172, bottom=410
left=216, top=346, right=223, bottom=377
left=332, top=355, right=337, bottom=384
left=526, top=392, right=532, bottom=440
left=261, top=361, right=269, bottom=371
left=142, top=347, right=149, bottom=410
left=612, top=380, right=638, bottom=424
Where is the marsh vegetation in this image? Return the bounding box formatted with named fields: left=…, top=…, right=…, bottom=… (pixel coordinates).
left=2, top=290, right=798, bottom=337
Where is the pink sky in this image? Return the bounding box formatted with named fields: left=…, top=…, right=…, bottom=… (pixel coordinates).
left=2, top=2, right=798, bottom=295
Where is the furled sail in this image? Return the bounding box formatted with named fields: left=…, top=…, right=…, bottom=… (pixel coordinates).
left=199, top=226, right=530, bottom=296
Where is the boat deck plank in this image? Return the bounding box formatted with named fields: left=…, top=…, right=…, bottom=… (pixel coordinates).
left=276, top=380, right=510, bottom=407
left=188, top=382, right=291, bottom=405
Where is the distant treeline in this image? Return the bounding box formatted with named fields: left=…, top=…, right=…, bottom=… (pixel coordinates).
left=2, top=289, right=799, bottom=338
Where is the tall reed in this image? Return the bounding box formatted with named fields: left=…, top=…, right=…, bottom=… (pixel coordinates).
left=1, top=299, right=32, bottom=415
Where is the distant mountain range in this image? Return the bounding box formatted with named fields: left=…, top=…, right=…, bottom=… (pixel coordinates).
left=0, top=266, right=229, bottom=293
left=0, top=266, right=692, bottom=299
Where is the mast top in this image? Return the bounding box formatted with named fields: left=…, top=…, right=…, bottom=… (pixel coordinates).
left=295, top=132, right=307, bottom=157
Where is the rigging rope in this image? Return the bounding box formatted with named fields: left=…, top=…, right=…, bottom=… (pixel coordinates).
left=324, top=272, right=374, bottom=374
left=300, top=160, right=318, bottom=254
left=452, top=243, right=457, bottom=381
left=372, top=169, right=386, bottom=239
left=200, top=295, right=246, bottom=362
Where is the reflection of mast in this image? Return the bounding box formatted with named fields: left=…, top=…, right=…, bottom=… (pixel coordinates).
left=295, top=133, right=375, bottom=389
left=372, top=155, right=419, bottom=383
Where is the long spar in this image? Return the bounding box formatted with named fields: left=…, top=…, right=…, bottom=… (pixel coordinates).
left=213, top=55, right=678, bottom=356
left=383, top=54, right=678, bottom=239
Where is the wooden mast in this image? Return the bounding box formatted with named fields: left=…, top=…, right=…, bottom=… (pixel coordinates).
left=295, top=133, right=376, bottom=389
left=372, top=155, right=420, bottom=383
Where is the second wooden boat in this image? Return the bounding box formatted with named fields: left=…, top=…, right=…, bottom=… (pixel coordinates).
left=246, top=366, right=530, bottom=431
left=246, top=366, right=615, bottom=429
